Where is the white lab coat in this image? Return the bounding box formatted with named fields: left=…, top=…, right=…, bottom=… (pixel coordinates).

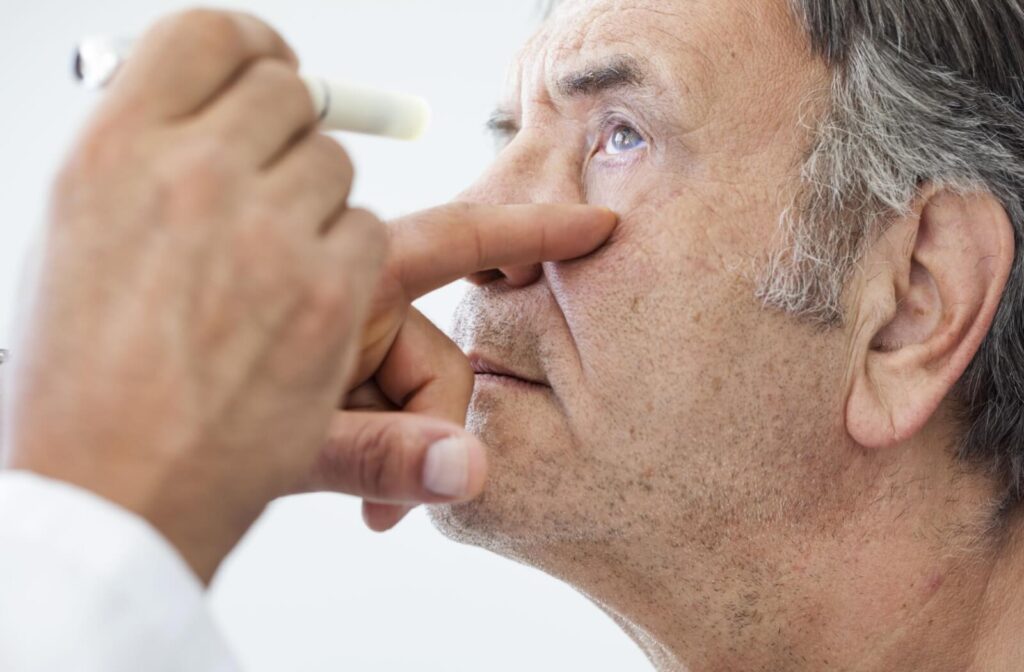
left=0, top=471, right=240, bottom=671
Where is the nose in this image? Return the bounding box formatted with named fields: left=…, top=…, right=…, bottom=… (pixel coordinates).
left=458, top=129, right=584, bottom=288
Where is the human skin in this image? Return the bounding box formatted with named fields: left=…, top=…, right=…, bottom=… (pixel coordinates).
left=1, top=9, right=617, bottom=583
left=431, top=1, right=1024, bottom=670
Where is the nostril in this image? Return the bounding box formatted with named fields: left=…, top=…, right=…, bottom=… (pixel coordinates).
left=498, top=264, right=543, bottom=288
left=467, top=269, right=505, bottom=286
left=466, top=265, right=543, bottom=288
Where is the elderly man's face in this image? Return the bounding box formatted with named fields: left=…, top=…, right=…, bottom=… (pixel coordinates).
left=434, top=0, right=850, bottom=565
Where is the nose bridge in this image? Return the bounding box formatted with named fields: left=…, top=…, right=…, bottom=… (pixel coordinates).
left=460, top=130, right=584, bottom=206
left=458, top=127, right=585, bottom=289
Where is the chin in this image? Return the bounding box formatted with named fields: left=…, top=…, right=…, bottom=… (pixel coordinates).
left=427, top=382, right=598, bottom=559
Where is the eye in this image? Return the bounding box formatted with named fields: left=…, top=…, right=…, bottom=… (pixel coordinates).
left=602, top=124, right=647, bottom=155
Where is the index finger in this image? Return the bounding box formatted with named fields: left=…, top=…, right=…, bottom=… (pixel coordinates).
left=388, top=203, right=618, bottom=299
left=111, top=9, right=298, bottom=121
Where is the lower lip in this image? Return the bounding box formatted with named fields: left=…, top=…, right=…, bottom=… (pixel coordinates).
left=474, top=373, right=550, bottom=392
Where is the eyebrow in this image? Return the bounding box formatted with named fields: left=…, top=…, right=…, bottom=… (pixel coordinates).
left=485, top=110, right=518, bottom=137
left=555, top=55, right=647, bottom=98
left=485, top=55, right=649, bottom=138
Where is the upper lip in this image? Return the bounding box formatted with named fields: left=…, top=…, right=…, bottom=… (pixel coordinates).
left=467, top=353, right=549, bottom=387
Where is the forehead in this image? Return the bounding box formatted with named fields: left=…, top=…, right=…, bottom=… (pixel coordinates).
left=506, top=0, right=814, bottom=110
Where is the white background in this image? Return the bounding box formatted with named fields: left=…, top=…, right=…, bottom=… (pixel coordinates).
left=0, top=1, right=652, bottom=670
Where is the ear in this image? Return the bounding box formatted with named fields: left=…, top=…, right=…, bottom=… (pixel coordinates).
left=845, top=187, right=1015, bottom=449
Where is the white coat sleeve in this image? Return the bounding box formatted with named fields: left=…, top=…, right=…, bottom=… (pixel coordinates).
left=0, top=470, right=241, bottom=672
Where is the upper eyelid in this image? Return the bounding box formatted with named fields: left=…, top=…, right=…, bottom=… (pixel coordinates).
left=596, top=113, right=649, bottom=145
left=603, top=124, right=645, bottom=144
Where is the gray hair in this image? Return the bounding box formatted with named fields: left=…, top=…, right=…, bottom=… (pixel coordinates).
left=543, top=1, right=1024, bottom=503
left=761, top=0, right=1024, bottom=504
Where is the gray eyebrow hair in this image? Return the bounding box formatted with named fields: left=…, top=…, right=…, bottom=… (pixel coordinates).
left=556, top=55, right=647, bottom=97
left=484, top=55, right=648, bottom=139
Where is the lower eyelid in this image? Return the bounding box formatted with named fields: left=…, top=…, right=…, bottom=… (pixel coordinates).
left=590, top=148, right=647, bottom=171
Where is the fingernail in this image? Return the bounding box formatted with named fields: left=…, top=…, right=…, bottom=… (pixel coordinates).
left=423, top=437, right=471, bottom=498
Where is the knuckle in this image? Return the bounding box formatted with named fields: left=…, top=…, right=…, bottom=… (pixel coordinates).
left=63, top=122, right=124, bottom=181
left=255, top=62, right=314, bottom=120
left=159, top=138, right=236, bottom=210
left=304, top=275, right=352, bottom=321
left=248, top=57, right=299, bottom=90
left=286, top=270, right=354, bottom=346
left=166, top=9, right=247, bottom=64
left=311, top=135, right=354, bottom=183
left=346, top=208, right=389, bottom=255
left=272, top=263, right=355, bottom=350
left=66, top=100, right=152, bottom=179
left=182, top=9, right=241, bottom=40
left=230, top=221, right=304, bottom=310
left=438, top=200, right=474, bottom=224
left=235, top=210, right=292, bottom=265
left=180, top=136, right=233, bottom=174
left=356, top=423, right=411, bottom=497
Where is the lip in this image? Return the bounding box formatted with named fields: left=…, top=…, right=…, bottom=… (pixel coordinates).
left=467, top=353, right=550, bottom=389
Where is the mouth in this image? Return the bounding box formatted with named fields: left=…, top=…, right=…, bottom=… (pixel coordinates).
left=467, top=353, right=550, bottom=390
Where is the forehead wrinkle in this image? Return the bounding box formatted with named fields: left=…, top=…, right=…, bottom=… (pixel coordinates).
left=500, top=1, right=721, bottom=133
left=542, top=6, right=703, bottom=95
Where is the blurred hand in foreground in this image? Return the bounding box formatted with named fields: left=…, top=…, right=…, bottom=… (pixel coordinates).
left=2, top=9, right=617, bottom=581
left=306, top=202, right=617, bottom=532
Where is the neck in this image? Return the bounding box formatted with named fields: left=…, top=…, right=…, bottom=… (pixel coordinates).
left=968, top=508, right=1024, bottom=672
left=521, top=506, right=1024, bottom=672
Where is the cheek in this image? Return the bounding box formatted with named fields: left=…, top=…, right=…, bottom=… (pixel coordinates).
left=542, top=183, right=850, bottom=501
left=545, top=193, right=759, bottom=422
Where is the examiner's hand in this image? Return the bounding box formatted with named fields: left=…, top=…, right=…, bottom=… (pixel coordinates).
left=4, top=10, right=386, bottom=582
left=303, top=202, right=618, bottom=531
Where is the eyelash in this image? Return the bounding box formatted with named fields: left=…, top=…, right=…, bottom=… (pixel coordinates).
left=488, top=114, right=649, bottom=166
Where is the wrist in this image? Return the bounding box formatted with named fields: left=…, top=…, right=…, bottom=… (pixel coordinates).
left=8, top=449, right=258, bottom=584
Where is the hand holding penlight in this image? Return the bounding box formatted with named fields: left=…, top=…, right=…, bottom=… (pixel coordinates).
left=73, top=35, right=431, bottom=140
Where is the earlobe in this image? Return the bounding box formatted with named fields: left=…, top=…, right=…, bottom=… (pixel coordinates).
left=844, top=189, right=1014, bottom=450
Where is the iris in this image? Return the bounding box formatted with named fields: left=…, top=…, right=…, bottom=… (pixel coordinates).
left=604, top=125, right=646, bottom=155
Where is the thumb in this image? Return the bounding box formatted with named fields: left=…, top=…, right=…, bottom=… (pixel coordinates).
left=303, top=411, right=488, bottom=504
